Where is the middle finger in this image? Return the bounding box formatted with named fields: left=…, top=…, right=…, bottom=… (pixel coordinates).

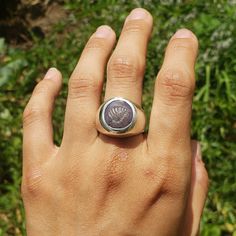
left=104, top=8, right=153, bottom=105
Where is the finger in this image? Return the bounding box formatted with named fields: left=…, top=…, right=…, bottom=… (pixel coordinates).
left=23, top=68, right=62, bottom=167
left=184, top=141, right=209, bottom=236
left=104, top=8, right=153, bottom=105
left=148, top=29, right=198, bottom=153
left=63, top=26, right=116, bottom=144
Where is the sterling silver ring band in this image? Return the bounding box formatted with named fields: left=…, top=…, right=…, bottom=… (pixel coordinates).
left=96, top=97, right=146, bottom=137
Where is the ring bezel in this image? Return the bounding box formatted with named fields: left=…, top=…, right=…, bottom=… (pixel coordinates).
left=99, top=97, right=137, bottom=134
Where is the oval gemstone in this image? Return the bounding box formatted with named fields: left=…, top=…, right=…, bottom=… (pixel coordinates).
left=104, top=100, right=133, bottom=129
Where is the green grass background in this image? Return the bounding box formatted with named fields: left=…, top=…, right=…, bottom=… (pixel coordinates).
left=0, top=0, right=236, bottom=235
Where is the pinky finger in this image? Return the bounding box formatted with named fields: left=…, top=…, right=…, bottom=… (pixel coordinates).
left=184, top=141, right=209, bottom=236
left=23, top=68, right=62, bottom=169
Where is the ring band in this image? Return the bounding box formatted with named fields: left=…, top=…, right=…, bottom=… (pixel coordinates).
left=96, top=97, right=146, bottom=137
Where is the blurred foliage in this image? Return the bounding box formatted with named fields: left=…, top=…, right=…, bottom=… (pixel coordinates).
left=0, top=0, right=236, bottom=235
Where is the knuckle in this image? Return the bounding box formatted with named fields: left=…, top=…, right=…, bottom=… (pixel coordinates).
left=108, top=55, right=143, bottom=84
left=68, top=74, right=100, bottom=100
left=151, top=150, right=190, bottom=195
left=157, top=69, right=195, bottom=104
left=171, top=38, right=198, bottom=53
left=21, top=169, right=45, bottom=200
left=142, top=164, right=167, bottom=189
left=33, top=80, right=52, bottom=96
left=23, top=105, right=45, bottom=127
left=23, top=81, right=54, bottom=127
left=162, top=166, right=190, bottom=197
left=85, top=38, right=107, bottom=51
left=123, top=19, right=148, bottom=34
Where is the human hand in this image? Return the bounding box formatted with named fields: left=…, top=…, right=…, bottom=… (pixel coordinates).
left=22, top=8, right=208, bottom=236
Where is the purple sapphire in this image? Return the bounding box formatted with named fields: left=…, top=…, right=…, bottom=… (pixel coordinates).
left=104, top=100, right=133, bottom=129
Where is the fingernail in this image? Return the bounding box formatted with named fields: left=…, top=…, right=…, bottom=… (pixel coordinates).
left=95, top=25, right=112, bottom=38
left=127, top=8, right=147, bottom=20
left=44, top=67, right=58, bottom=80
left=173, top=29, right=193, bottom=38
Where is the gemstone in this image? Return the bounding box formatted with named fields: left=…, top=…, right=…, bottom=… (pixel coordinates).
left=104, top=100, right=133, bottom=129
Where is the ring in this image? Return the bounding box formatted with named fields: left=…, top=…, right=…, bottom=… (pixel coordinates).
left=96, top=97, right=146, bottom=137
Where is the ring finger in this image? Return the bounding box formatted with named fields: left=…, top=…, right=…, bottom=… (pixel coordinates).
left=104, top=8, right=153, bottom=105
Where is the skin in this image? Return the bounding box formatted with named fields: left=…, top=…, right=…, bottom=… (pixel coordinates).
left=22, top=8, right=209, bottom=236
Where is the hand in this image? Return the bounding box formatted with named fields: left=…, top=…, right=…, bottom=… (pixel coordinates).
left=22, top=8, right=208, bottom=236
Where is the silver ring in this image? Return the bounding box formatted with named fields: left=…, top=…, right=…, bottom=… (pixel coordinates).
left=96, top=97, right=146, bottom=137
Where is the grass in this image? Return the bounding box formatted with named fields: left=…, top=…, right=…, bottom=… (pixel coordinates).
left=0, top=0, right=236, bottom=235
